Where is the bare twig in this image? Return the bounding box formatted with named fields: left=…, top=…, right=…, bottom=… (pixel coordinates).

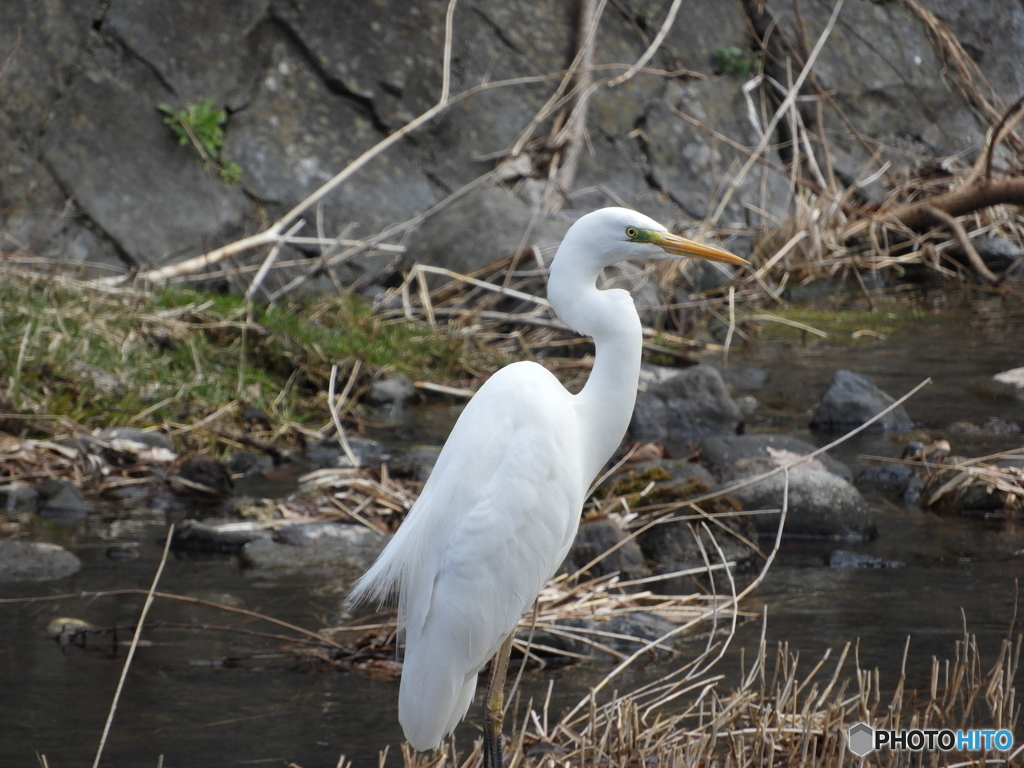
left=925, top=205, right=999, bottom=283
left=710, top=0, right=846, bottom=226
left=329, top=363, right=361, bottom=468
left=608, top=0, right=684, bottom=87
left=92, top=524, right=174, bottom=768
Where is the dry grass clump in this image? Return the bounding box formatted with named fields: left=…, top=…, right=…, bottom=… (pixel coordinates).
left=920, top=452, right=1024, bottom=518
left=388, top=626, right=1021, bottom=768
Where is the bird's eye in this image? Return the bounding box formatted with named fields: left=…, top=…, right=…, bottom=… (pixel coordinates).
left=625, top=227, right=639, bottom=239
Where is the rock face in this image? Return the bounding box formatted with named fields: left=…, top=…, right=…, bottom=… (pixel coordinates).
left=4, top=0, right=1019, bottom=281
left=810, top=370, right=913, bottom=432
left=0, top=541, right=82, bottom=582
left=630, top=364, right=743, bottom=442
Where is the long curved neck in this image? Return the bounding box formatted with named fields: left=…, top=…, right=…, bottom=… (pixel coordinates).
left=548, top=251, right=643, bottom=485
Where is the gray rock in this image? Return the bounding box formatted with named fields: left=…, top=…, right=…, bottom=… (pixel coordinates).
left=43, top=45, right=250, bottom=271
left=172, top=456, right=235, bottom=497
left=0, top=541, right=82, bottom=582
left=106, top=544, right=141, bottom=562
left=638, top=516, right=756, bottom=591
left=172, top=518, right=274, bottom=552
left=828, top=550, right=904, bottom=569
left=419, top=1, right=577, bottom=187
left=270, top=0, right=449, bottom=129
left=939, top=0, right=1024, bottom=105
left=106, top=0, right=268, bottom=105
left=241, top=522, right=389, bottom=571
left=630, top=364, right=743, bottom=442
left=224, top=37, right=436, bottom=272
left=401, top=185, right=570, bottom=277
left=769, top=0, right=985, bottom=183
left=365, top=376, right=418, bottom=408
left=100, top=427, right=175, bottom=453
left=810, top=370, right=913, bottom=432
left=306, top=436, right=393, bottom=470
left=697, top=434, right=853, bottom=482
left=645, top=79, right=790, bottom=226
left=734, top=395, right=759, bottom=415
left=729, top=467, right=876, bottom=541
left=226, top=451, right=274, bottom=477
left=388, top=446, right=442, bottom=482
left=994, top=368, right=1024, bottom=396
left=949, top=237, right=1024, bottom=274
left=561, top=517, right=649, bottom=581
left=527, top=610, right=679, bottom=658
left=35, top=480, right=88, bottom=516
left=0, top=114, right=127, bottom=276
left=0, top=486, right=39, bottom=511
left=0, top=1, right=95, bottom=136
left=571, top=134, right=676, bottom=223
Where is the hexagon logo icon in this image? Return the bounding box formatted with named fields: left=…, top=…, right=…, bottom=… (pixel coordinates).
left=848, top=722, right=874, bottom=757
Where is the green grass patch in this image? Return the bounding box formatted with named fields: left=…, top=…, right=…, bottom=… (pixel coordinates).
left=0, top=274, right=469, bottom=435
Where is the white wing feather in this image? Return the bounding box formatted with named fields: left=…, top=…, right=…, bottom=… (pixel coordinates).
left=349, top=361, right=585, bottom=749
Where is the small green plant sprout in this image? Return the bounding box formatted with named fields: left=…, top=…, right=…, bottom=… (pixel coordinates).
left=711, top=46, right=761, bottom=77
left=158, top=98, right=242, bottom=184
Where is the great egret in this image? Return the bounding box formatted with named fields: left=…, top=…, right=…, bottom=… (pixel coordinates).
left=348, top=207, right=745, bottom=765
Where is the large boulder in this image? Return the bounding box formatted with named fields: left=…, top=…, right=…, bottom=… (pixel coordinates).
left=726, top=467, right=876, bottom=541
left=698, top=434, right=853, bottom=482
left=810, top=370, right=913, bottom=432
left=697, top=434, right=874, bottom=540
left=630, top=364, right=743, bottom=442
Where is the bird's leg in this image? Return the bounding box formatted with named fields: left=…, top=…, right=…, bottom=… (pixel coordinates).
left=482, top=631, right=515, bottom=768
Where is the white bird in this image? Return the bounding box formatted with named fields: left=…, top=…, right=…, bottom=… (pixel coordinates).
left=348, top=207, right=745, bottom=764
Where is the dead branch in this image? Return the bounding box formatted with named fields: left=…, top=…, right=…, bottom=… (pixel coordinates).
left=843, top=176, right=1024, bottom=240
left=925, top=205, right=999, bottom=284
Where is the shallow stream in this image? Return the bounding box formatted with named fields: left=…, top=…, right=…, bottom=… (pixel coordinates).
left=2, top=287, right=1023, bottom=766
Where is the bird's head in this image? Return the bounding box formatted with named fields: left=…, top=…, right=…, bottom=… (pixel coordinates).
left=563, top=207, right=747, bottom=270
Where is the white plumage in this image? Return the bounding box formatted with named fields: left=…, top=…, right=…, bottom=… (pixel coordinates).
left=348, top=207, right=744, bottom=751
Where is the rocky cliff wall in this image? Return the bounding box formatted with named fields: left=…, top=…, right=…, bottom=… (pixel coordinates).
left=1, top=0, right=1021, bottom=290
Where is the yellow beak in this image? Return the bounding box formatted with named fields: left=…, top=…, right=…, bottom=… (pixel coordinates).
left=652, top=231, right=748, bottom=266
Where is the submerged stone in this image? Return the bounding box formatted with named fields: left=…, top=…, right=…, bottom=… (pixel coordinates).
left=0, top=541, right=81, bottom=582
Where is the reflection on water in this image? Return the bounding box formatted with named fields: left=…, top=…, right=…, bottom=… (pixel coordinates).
left=1, top=289, right=1022, bottom=765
